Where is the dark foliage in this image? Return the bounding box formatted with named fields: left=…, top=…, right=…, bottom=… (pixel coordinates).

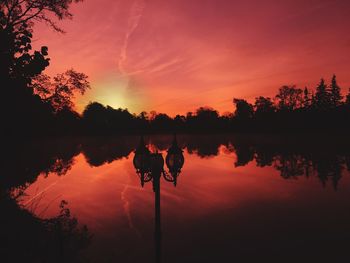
left=77, top=75, right=350, bottom=135
left=0, top=0, right=86, bottom=136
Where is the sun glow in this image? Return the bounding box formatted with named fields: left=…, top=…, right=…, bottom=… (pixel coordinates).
left=76, top=74, right=146, bottom=114
left=33, top=0, right=350, bottom=116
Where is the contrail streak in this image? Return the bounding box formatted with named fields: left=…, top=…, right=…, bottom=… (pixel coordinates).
left=121, top=181, right=142, bottom=237
left=118, top=0, right=146, bottom=75
left=22, top=177, right=62, bottom=207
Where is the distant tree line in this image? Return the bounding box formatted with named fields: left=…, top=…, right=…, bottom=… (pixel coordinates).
left=230, top=75, right=350, bottom=132
left=1, top=1, right=350, bottom=136
left=79, top=75, right=350, bottom=134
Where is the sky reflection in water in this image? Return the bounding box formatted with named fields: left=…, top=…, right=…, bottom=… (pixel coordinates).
left=17, top=135, right=350, bottom=262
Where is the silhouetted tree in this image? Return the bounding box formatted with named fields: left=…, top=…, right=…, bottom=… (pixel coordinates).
left=149, top=110, right=158, bottom=121
left=345, top=88, right=350, bottom=106
left=1, top=18, right=46, bottom=79
left=0, top=1, right=82, bottom=32
left=32, top=69, right=90, bottom=112
left=196, top=106, right=219, bottom=120
left=233, top=98, right=254, bottom=120
left=0, top=0, right=82, bottom=77
left=82, top=103, right=138, bottom=134
left=138, top=111, right=149, bottom=121
left=135, top=111, right=149, bottom=130
left=192, top=106, right=222, bottom=130
left=55, top=107, right=82, bottom=133
left=174, top=114, right=186, bottom=131
left=106, top=106, right=135, bottom=131
left=254, top=96, right=275, bottom=116
left=82, top=102, right=108, bottom=132
left=329, top=75, right=342, bottom=107
left=151, top=113, right=174, bottom=131
left=275, top=85, right=303, bottom=111
left=314, top=78, right=331, bottom=110
left=1, top=0, right=85, bottom=136
left=303, top=87, right=310, bottom=108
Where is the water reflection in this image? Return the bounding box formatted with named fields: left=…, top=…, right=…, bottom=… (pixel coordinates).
left=1, top=140, right=90, bottom=263
left=2, top=134, right=350, bottom=262
left=133, top=135, right=185, bottom=263
left=3, top=136, right=350, bottom=206
left=228, top=135, right=350, bottom=189
left=1, top=194, right=91, bottom=263
left=4, top=135, right=349, bottom=191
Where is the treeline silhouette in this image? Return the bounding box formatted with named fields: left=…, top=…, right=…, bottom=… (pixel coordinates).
left=2, top=1, right=350, bottom=135
left=72, top=76, right=350, bottom=135
left=4, top=76, right=350, bottom=135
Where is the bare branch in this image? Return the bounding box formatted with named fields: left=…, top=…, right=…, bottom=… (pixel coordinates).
left=12, top=8, right=43, bottom=26
left=4, top=0, right=83, bottom=31
left=15, top=1, right=36, bottom=21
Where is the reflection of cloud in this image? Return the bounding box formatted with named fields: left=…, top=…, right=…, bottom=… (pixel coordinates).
left=121, top=181, right=141, bottom=237
left=118, top=0, right=146, bottom=75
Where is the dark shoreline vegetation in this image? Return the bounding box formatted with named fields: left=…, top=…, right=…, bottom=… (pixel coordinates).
left=1, top=1, right=350, bottom=136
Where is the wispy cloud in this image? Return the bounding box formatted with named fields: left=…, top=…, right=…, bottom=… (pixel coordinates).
left=34, top=0, right=350, bottom=114
left=118, top=0, right=146, bottom=75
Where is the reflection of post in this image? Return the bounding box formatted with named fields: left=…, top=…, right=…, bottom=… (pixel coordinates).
left=154, top=173, right=161, bottom=263
left=151, top=153, right=163, bottom=263
left=133, top=135, right=185, bottom=263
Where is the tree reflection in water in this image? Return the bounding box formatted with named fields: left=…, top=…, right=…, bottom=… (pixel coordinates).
left=13, top=134, right=346, bottom=191
left=1, top=194, right=92, bottom=263
left=2, top=134, right=350, bottom=262
left=1, top=139, right=91, bottom=263
left=228, top=135, right=350, bottom=190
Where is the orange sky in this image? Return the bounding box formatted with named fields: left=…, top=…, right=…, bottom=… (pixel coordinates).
left=33, top=0, right=350, bottom=116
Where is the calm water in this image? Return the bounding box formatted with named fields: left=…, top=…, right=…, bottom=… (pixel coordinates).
left=3, top=135, right=350, bottom=262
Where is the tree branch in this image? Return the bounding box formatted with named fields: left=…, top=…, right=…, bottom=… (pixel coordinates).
left=12, top=8, right=43, bottom=26
left=15, top=1, right=36, bottom=22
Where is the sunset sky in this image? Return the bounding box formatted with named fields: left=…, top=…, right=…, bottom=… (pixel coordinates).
left=34, top=0, right=350, bottom=116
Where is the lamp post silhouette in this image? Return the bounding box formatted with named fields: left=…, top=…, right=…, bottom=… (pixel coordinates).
left=133, top=135, right=184, bottom=263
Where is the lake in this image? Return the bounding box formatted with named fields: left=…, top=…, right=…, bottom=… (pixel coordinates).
left=2, top=134, right=350, bottom=263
